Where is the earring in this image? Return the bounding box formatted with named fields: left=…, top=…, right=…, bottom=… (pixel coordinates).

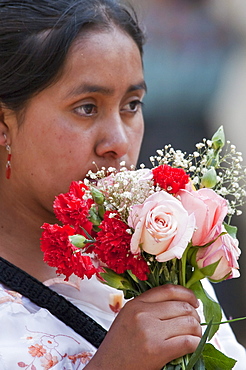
left=3, top=134, right=11, bottom=179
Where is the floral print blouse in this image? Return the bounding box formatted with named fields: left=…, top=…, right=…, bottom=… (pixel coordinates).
left=0, top=275, right=122, bottom=369
left=0, top=276, right=245, bottom=369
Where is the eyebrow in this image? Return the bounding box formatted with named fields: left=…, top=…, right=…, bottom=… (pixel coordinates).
left=66, top=80, right=147, bottom=98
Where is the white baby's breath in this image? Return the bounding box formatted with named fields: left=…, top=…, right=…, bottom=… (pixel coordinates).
left=86, top=164, right=155, bottom=221
left=146, top=132, right=246, bottom=224
left=86, top=127, right=246, bottom=225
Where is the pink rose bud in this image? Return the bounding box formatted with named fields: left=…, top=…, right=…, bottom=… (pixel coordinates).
left=196, top=227, right=241, bottom=281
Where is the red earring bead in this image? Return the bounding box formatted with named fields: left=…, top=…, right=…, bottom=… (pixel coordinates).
left=5, top=145, right=11, bottom=180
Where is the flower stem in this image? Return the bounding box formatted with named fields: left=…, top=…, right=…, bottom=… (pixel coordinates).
left=201, top=316, right=246, bottom=326
left=180, top=243, right=191, bottom=287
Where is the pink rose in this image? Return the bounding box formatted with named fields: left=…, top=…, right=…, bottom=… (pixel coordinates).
left=178, top=188, right=228, bottom=246
left=196, top=226, right=241, bottom=281
left=128, top=191, right=196, bottom=262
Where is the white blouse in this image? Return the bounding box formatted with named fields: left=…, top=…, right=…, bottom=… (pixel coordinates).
left=0, top=276, right=245, bottom=369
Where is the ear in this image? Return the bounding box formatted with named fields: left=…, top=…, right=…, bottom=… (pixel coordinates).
left=0, top=105, right=11, bottom=147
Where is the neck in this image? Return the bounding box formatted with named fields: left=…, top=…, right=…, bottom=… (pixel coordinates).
left=0, top=235, right=57, bottom=282
left=0, top=189, right=58, bottom=282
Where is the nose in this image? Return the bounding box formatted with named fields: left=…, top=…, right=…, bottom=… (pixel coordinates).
left=95, top=114, right=129, bottom=160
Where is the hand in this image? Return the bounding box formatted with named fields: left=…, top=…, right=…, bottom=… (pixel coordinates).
left=85, top=284, right=202, bottom=370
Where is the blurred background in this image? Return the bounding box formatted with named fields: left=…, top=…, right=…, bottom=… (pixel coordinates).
left=129, top=0, right=246, bottom=347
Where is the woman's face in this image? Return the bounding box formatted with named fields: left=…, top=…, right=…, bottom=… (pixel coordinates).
left=6, top=27, right=145, bottom=214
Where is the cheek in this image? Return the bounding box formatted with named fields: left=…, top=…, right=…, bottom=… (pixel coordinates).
left=18, top=130, right=91, bottom=189
left=128, top=117, right=144, bottom=156
left=137, top=115, right=144, bottom=140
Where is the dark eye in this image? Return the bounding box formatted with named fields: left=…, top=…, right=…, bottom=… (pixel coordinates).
left=74, top=104, right=98, bottom=116
left=122, top=100, right=144, bottom=113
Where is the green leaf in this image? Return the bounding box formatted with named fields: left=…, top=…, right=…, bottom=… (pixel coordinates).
left=126, top=269, right=139, bottom=283
left=203, top=344, right=236, bottom=370
left=190, top=281, right=222, bottom=340
left=223, top=223, right=238, bottom=239
left=185, top=320, right=213, bottom=370
left=186, top=259, right=221, bottom=289
left=199, top=259, right=221, bottom=278
left=80, top=226, right=94, bottom=240
left=208, top=272, right=231, bottom=283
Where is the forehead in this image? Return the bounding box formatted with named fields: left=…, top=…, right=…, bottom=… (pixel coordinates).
left=70, top=26, right=142, bottom=65
left=53, top=27, right=145, bottom=98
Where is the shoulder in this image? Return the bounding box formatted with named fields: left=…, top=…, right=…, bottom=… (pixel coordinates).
left=0, top=283, right=23, bottom=304
left=45, top=275, right=124, bottom=328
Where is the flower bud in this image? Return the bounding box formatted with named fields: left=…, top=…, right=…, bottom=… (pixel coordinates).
left=99, top=268, right=134, bottom=291
left=69, top=234, right=87, bottom=248
left=90, top=186, right=105, bottom=205
left=201, top=167, right=217, bottom=188
left=98, top=204, right=106, bottom=219
left=88, top=206, right=101, bottom=226
left=195, top=227, right=240, bottom=281
left=211, top=126, right=225, bottom=150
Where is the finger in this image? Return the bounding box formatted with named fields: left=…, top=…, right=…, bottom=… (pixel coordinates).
left=160, top=315, right=202, bottom=340
left=137, top=300, right=201, bottom=323
left=136, top=284, right=199, bottom=308
left=159, top=335, right=201, bottom=366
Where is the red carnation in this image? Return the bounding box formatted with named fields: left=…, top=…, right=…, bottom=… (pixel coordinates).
left=152, top=164, right=189, bottom=194
left=93, top=211, right=149, bottom=280
left=41, top=223, right=98, bottom=281
left=53, top=181, right=94, bottom=235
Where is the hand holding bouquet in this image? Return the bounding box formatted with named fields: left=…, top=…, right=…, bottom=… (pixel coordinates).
left=41, top=126, right=246, bottom=369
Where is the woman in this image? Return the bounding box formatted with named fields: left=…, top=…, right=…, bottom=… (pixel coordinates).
left=0, top=1, right=242, bottom=369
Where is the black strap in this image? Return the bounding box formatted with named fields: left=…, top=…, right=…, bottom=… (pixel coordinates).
left=0, top=257, right=107, bottom=348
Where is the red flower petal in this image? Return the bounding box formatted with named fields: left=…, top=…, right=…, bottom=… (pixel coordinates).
left=53, top=181, right=94, bottom=235
left=93, top=211, right=149, bottom=280
left=152, top=164, right=189, bottom=194
left=40, top=223, right=98, bottom=280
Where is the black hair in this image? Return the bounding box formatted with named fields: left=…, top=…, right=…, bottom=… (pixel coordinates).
left=0, top=0, right=145, bottom=111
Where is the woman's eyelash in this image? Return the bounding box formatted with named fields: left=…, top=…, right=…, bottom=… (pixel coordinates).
left=127, top=100, right=144, bottom=110
left=74, top=104, right=97, bottom=116
left=74, top=99, right=144, bottom=116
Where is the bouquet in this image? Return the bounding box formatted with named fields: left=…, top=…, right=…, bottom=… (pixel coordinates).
left=41, top=126, right=246, bottom=369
